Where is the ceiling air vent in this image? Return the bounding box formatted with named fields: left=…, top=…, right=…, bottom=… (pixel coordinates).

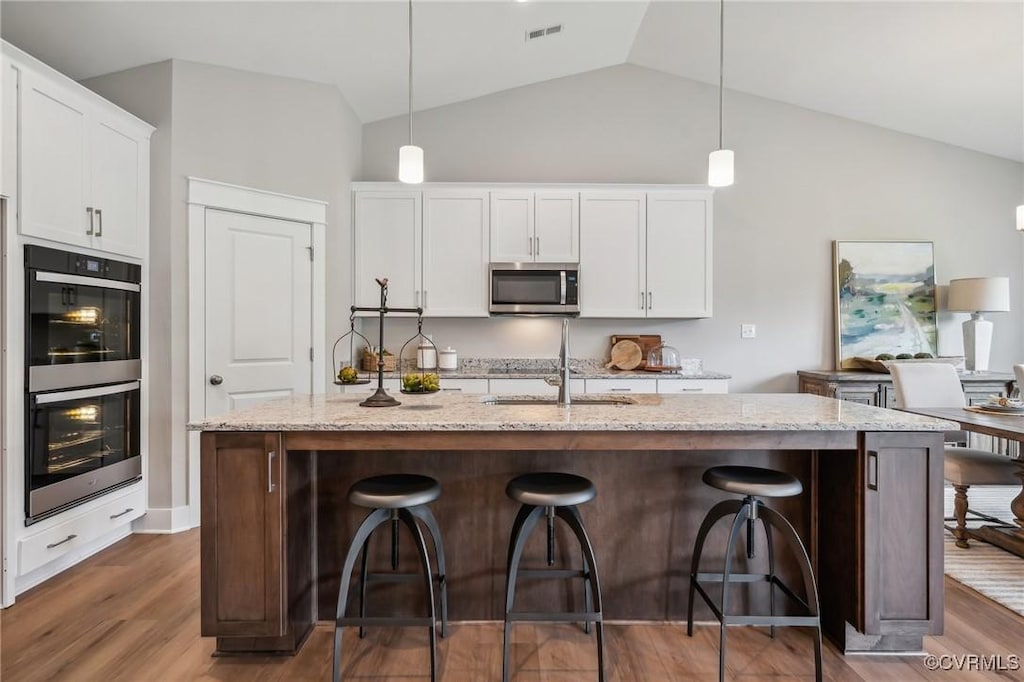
left=526, top=24, right=564, bottom=42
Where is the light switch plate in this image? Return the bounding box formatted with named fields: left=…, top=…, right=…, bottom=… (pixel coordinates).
left=741, top=324, right=756, bottom=339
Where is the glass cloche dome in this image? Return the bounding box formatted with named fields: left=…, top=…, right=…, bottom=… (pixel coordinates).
left=646, top=344, right=682, bottom=372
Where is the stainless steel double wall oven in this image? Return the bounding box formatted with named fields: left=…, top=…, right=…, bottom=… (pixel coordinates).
left=24, top=245, right=142, bottom=523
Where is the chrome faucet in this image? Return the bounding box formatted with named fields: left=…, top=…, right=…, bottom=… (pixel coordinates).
left=555, top=318, right=572, bottom=406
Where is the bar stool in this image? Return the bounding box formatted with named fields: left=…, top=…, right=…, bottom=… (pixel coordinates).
left=503, top=472, right=604, bottom=682
left=687, top=465, right=823, bottom=682
left=332, top=474, right=448, bottom=682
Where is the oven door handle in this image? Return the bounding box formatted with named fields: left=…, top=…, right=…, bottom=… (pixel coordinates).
left=36, top=271, right=141, bottom=293
left=34, top=381, right=141, bottom=405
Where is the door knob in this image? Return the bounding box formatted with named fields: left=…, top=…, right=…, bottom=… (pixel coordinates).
left=209, top=375, right=224, bottom=386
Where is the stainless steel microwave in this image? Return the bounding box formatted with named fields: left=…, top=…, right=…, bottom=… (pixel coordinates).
left=489, top=263, right=580, bottom=315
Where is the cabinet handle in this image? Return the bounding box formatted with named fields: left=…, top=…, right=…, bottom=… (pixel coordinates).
left=535, top=236, right=540, bottom=256
left=610, top=387, right=632, bottom=392
left=441, top=387, right=463, bottom=392
left=528, top=236, right=533, bottom=256
left=86, top=207, right=95, bottom=235
left=867, top=450, right=878, bottom=491
left=95, top=209, right=103, bottom=237
left=110, top=507, right=134, bottom=520
left=415, top=290, right=420, bottom=306
left=47, top=534, right=77, bottom=549
left=268, top=451, right=276, bottom=493
left=648, top=291, right=652, bottom=309
left=675, top=388, right=703, bottom=392
left=640, top=291, right=645, bottom=310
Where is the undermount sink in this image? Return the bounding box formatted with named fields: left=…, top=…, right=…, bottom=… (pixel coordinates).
left=480, top=396, right=635, bottom=406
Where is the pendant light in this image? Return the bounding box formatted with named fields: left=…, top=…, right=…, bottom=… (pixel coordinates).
left=398, top=0, right=423, bottom=184
left=708, top=0, right=734, bottom=188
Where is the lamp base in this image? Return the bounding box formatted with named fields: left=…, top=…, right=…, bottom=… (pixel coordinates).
left=962, top=313, right=993, bottom=373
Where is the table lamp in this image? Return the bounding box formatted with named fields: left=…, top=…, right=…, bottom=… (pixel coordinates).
left=947, top=277, right=1010, bottom=372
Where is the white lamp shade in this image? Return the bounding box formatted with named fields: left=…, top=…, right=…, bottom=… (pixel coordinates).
left=398, top=145, right=424, bottom=184
left=1017, top=204, right=1023, bottom=231
left=708, top=149, right=734, bottom=187
left=947, top=277, right=1010, bottom=313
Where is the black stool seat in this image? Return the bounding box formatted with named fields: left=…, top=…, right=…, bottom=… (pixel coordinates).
left=702, top=465, right=803, bottom=498
left=506, top=472, right=596, bottom=507
left=348, top=474, right=441, bottom=509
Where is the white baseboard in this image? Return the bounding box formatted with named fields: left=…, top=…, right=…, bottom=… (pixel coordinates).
left=132, top=506, right=194, bottom=534
left=14, top=525, right=132, bottom=597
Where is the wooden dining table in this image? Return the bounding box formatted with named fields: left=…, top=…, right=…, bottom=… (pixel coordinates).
left=900, top=406, right=1024, bottom=557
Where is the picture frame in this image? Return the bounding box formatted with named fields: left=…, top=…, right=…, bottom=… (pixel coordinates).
left=833, top=240, right=937, bottom=369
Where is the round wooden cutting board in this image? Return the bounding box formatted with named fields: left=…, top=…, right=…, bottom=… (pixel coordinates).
left=607, top=339, right=643, bottom=370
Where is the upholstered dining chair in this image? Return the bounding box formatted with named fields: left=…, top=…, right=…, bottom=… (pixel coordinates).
left=889, top=363, right=1018, bottom=548
left=1013, top=364, right=1024, bottom=399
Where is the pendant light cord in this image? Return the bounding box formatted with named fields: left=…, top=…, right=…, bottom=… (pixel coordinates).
left=408, top=0, right=414, bottom=146
left=718, top=0, right=724, bottom=150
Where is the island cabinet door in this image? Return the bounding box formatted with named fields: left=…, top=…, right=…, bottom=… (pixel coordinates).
left=860, top=432, right=945, bottom=638
left=201, top=432, right=285, bottom=638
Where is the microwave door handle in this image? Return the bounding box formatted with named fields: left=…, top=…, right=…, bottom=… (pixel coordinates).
left=560, top=270, right=567, bottom=305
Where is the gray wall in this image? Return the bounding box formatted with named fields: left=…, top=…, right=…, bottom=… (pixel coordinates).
left=85, top=61, right=362, bottom=514
left=362, top=64, right=1024, bottom=391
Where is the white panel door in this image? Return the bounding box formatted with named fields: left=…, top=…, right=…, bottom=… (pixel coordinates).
left=646, top=193, right=712, bottom=318
left=90, top=117, right=142, bottom=258
left=534, top=191, right=579, bottom=263
left=205, top=209, right=312, bottom=416
left=354, top=192, right=421, bottom=311
left=579, top=192, right=646, bottom=318
left=422, top=190, right=489, bottom=316
left=20, top=70, right=91, bottom=248
left=489, top=191, right=533, bottom=263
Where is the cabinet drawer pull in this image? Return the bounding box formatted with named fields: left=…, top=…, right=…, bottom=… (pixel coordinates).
left=675, top=387, right=704, bottom=392
left=268, top=451, right=276, bottom=493
left=95, top=208, right=103, bottom=237
left=609, top=388, right=632, bottom=392
left=86, top=207, right=95, bottom=235
left=47, top=534, right=77, bottom=549
left=867, top=450, right=878, bottom=491
left=110, top=508, right=134, bottom=520
left=441, top=387, right=463, bottom=392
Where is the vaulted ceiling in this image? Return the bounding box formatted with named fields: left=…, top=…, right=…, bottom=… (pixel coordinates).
left=2, top=1, right=1022, bottom=161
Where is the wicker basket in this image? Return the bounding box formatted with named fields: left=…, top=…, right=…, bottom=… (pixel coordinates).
left=362, top=349, right=397, bottom=372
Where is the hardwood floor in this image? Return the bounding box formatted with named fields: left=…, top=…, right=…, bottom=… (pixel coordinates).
left=1, top=529, right=1022, bottom=681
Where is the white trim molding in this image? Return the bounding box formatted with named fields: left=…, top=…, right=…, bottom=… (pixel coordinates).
left=186, top=178, right=327, bottom=530
left=132, top=506, right=193, bottom=535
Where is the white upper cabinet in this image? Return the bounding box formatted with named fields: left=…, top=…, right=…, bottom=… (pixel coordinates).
left=646, top=192, right=713, bottom=318
left=10, top=47, right=152, bottom=258
left=579, top=189, right=712, bottom=319
left=353, top=191, right=421, bottom=311
left=354, top=189, right=489, bottom=317
left=422, top=190, right=489, bottom=316
left=490, top=190, right=578, bottom=263
left=579, top=191, right=647, bottom=318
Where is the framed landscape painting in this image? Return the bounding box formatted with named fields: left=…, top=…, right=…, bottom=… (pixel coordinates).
left=833, top=240, right=937, bottom=369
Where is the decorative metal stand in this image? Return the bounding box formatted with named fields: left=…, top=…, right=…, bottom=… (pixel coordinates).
left=352, top=278, right=423, bottom=407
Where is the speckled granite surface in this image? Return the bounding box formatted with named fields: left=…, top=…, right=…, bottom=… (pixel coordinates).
left=189, top=392, right=955, bottom=432
left=345, top=357, right=730, bottom=381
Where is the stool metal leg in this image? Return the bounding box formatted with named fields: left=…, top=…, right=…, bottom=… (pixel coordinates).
left=397, top=507, right=438, bottom=682
left=761, top=515, right=776, bottom=639
left=334, top=507, right=392, bottom=682
left=358, top=537, right=371, bottom=638
left=559, top=505, right=605, bottom=682
left=718, top=501, right=752, bottom=682
left=687, top=499, right=743, bottom=636
left=409, top=504, right=449, bottom=638
left=503, top=505, right=544, bottom=682
left=582, top=549, right=593, bottom=635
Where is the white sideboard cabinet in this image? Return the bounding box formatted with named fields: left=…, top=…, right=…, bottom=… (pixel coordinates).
left=8, top=44, right=152, bottom=258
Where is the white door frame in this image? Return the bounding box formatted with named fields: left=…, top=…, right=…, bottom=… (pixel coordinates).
left=187, top=178, right=326, bottom=529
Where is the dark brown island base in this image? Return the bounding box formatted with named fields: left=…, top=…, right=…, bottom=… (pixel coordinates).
left=189, top=392, right=954, bottom=659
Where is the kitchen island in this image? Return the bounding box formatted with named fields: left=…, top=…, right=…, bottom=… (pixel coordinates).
left=190, top=392, right=954, bottom=658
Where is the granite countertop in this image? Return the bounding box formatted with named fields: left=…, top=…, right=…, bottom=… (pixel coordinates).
left=189, top=392, right=956, bottom=433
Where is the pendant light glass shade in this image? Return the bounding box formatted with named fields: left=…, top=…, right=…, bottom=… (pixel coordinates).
left=399, top=144, right=424, bottom=184
left=1017, top=204, right=1023, bottom=231
left=708, top=149, right=734, bottom=188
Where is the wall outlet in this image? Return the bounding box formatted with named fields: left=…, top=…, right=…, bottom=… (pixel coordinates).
left=741, top=324, right=756, bottom=339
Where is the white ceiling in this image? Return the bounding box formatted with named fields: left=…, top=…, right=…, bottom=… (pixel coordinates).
left=2, top=1, right=1022, bottom=161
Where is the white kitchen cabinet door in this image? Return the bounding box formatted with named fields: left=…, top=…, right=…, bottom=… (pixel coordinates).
left=487, top=378, right=584, bottom=395
left=19, top=69, right=91, bottom=249
left=489, top=191, right=533, bottom=263
left=656, top=379, right=728, bottom=394
left=353, top=192, right=421, bottom=312
left=89, top=116, right=143, bottom=258
left=422, top=190, right=489, bottom=316
left=533, top=191, right=579, bottom=263
left=579, top=192, right=646, bottom=318
left=646, top=192, right=712, bottom=318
